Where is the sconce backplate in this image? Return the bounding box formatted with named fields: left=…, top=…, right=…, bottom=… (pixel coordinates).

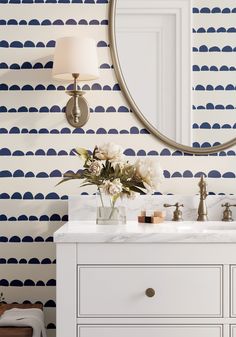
left=66, top=95, right=89, bottom=128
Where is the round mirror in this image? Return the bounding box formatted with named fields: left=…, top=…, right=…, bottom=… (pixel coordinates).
left=109, top=0, right=236, bottom=154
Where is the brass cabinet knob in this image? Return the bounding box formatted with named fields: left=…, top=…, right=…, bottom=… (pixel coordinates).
left=145, top=288, right=155, bottom=298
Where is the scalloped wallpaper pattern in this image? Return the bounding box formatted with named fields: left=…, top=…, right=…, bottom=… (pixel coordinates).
left=0, top=1, right=236, bottom=335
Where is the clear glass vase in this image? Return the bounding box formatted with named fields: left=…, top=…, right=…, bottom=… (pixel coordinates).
left=96, top=206, right=126, bottom=225
left=96, top=190, right=126, bottom=225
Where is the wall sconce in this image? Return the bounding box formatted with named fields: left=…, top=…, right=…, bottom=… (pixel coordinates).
left=53, top=36, right=99, bottom=128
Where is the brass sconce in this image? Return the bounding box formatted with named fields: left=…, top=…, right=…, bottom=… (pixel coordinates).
left=53, top=36, right=99, bottom=128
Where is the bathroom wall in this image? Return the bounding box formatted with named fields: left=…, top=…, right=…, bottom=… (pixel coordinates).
left=0, top=0, right=235, bottom=335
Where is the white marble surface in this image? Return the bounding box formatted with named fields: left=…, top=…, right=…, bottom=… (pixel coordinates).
left=54, top=221, right=236, bottom=243
left=69, top=195, right=236, bottom=222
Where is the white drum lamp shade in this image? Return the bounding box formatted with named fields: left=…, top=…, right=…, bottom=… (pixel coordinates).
left=53, top=36, right=99, bottom=81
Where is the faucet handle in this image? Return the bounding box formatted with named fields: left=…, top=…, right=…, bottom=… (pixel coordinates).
left=221, top=203, right=236, bottom=222
left=163, top=203, right=184, bottom=222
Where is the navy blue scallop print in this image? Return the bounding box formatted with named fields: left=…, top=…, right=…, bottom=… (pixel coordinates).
left=0, top=83, right=120, bottom=91
left=194, top=84, right=236, bottom=91
left=0, top=40, right=108, bottom=48
left=0, top=279, right=56, bottom=287
left=0, top=105, right=131, bottom=113
left=193, top=7, right=236, bottom=14
left=193, top=45, right=236, bottom=53
left=193, top=103, right=236, bottom=110
left=193, top=65, right=236, bottom=72
left=193, top=27, right=236, bottom=33
left=0, top=18, right=108, bottom=25
left=0, top=62, right=112, bottom=69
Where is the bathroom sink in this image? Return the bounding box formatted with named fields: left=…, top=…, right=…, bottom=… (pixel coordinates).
left=203, top=224, right=236, bottom=231
left=162, top=221, right=236, bottom=232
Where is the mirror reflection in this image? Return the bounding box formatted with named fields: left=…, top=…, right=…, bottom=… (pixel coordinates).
left=114, top=0, right=236, bottom=150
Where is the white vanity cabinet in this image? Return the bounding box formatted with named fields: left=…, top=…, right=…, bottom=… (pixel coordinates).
left=54, top=221, right=236, bottom=337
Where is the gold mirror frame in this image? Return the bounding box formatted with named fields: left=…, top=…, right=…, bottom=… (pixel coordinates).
left=109, top=0, right=236, bottom=155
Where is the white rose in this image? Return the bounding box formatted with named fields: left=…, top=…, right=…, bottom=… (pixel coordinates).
left=103, top=178, right=123, bottom=196
left=88, top=160, right=102, bottom=176
left=95, top=143, right=124, bottom=162
left=135, top=158, right=163, bottom=192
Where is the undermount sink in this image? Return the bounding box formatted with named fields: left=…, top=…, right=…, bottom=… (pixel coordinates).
left=203, top=224, right=236, bottom=231
left=162, top=221, right=236, bottom=232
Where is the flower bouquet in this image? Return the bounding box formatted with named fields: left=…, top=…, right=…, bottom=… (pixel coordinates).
left=59, top=143, right=163, bottom=224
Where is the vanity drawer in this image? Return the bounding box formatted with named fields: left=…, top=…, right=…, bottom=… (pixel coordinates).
left=231, top=266, right=236, bottom=317
left=78, top=265, right=222, bottom=317
left=78, top=325, right=223, bottom=337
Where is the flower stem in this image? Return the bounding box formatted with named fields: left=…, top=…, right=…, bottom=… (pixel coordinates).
left=109, top=204, right=116, bottom=219
left=98, top=187, right=104, bottom=207
left=109, top=196, right=113, bottom=207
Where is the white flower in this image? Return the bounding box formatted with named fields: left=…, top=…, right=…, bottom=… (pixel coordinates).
left=135, top=158, right=163, bottom=192
left=88, top=160, right=102, bottom=176
left=95, top=143, right=124, bottom=162
left=103, top=178, right=123, bottom=196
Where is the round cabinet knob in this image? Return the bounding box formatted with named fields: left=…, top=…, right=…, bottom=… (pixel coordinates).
left=145, top=288, right=155, bottom=298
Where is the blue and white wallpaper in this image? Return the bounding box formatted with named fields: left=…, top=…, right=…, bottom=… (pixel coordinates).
left=0, top=0, right=236, bottom=335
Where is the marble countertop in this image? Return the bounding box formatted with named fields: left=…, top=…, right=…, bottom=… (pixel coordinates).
left=54, top=221, right=236, bottom=243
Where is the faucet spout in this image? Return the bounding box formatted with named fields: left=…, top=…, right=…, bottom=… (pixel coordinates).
left=197, top=176, right=208, bottom=221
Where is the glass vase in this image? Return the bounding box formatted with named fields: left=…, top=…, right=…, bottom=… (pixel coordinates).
left=96, top=190, right=126, bottom=225
left=96, top=206, right=126, bottom=225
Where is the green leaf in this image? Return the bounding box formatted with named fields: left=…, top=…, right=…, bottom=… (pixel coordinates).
left=93, top=146, right=98, bottom=159
left=114, top=163, right=120, bottom=176
left=56, top=178, right=73, bottom=186
left=74, top=147, right=89, bottom=161
left=63, top=172, right=82, bottom=179
left=132, top=181, right=146, bottom=189
left=129, top=186, right=146, bottom=194
left=80, top=183, right=94, bottom=188
left=56, top=172, right=83, bottom=186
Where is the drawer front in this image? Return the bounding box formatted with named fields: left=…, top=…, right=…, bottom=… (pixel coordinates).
left=231, top=266, right=236, bottom=317
left=78, top=265, right=222, bottom=317
left=78, top=325, right=222, bottom=337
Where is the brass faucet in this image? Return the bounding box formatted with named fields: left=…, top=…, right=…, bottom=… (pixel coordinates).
left=222, top=203, right=236, bottom=222
left=197, top=176, right=208, bottom=221
left=164, top=203, right=184, bottom=221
